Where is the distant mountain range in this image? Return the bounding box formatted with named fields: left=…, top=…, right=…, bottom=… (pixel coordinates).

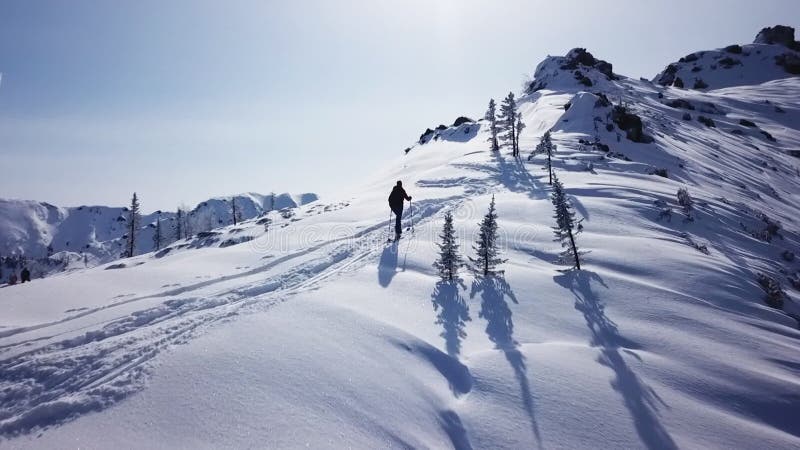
left=0, top=191, right=318, bottom=263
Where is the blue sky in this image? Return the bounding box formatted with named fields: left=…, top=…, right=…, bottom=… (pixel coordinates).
left=1, top=0, right=798, bottom=211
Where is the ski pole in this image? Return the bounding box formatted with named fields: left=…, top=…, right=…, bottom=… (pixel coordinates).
left=388, top=209, right=393, bottom=238
left=409, top=201, right=414, bottom=232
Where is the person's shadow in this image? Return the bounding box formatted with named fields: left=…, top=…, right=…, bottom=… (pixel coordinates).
left=378, top=242, right=399, bottom=287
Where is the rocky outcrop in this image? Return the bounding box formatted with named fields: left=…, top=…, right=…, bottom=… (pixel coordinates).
left=754, top=25, right=797, bottom=47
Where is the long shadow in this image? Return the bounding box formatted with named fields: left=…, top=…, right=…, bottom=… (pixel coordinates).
left=554, top=270, right=676, bottom=450
left=431, top=281, right=471, bottom=359
left=378, top=242, right=399, bottom=287
left=471, top=276, right=541, bottom=445
left=493, top=152, right=548, bottom=200
left=453, top=152, right=546, bottom=200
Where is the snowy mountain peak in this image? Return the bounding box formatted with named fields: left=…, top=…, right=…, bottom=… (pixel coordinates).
left=527, top=48, right=618, bottom=93
left=654, top=24, right=800, bottom=90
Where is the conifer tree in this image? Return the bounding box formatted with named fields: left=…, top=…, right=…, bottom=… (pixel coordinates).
left=125, top=193, right=141, bottom=258
left=551, top=174, right=582, bottom=270
left=153, top=215, right=162, bottom=251
left=498, top=92, right=519, bottom=156
left=433, top=211, right=463, bottom=281
left=515, top=112, right=525, bottom=156
left=470, top=195, right=507, bottom=276
left=231, top=197, right=239, bottom=226
left=530, top=131, right=555, bottom=184
left=485, top=98, right=500, bottom=152
left=175, top=208, right=184, bottom=240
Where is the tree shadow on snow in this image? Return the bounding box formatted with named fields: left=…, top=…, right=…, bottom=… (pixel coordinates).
left=430, top=281, right=471, bottom=359
left=378, top=242, right=399, bottom=287
left=453, top=152, right=546, bottom=200
left=471, top=275, right=541, bottom=446
left=554, top=270, right=677, bottom=450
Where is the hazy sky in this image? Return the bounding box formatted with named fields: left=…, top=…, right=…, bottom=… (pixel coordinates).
left=1, top=0, right=798, bottom=211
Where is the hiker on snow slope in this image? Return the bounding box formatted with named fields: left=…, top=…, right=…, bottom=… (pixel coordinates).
left=388, top=181, right=412, bottom=240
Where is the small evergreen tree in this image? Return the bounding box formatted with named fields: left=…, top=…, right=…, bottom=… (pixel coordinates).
left=485, top=98, right=500, bottom=152
left=498, top=92, right=519, bottom=156
left=551, top=174, right=582, bottom=270
left=515, top=112, right=525, bottom=157
left=231, top=197, right=238, bottom=226
left=153, top=215, right=162, bottom=251
left=529, top=131, right=555, bottom=184
left=677, top=187, right=693, bottom=217
left=125, top=193, right=141, bottom=258
left=175, top=208, right=184, bottom=240
left=470, top=195, right=507, bottom=276
left=433, top=211, right=463, bottom=281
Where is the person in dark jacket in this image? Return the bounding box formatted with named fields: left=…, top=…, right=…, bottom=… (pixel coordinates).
left=388, top=180, right=412, bottom=239
left=20, top=267, right=31, bottom=283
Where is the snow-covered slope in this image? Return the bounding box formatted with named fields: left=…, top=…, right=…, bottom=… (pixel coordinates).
left=0, top=192, right=318, bottom=275
left=2, top=27, right=800, bottom=449
left=654, top=25, right=800, bottom=90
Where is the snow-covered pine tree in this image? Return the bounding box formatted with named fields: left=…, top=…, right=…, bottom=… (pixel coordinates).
left=125, top=193, right=141, bottom=258
left=551, top=174, right=582, bottom=270
left=485, top=98, right=500, bottom=152
left=498, top=92, right=518, bottom=156
left=433, top=211, right=463, bottom=281
left=470, top=195, right=507, bottom=276
left=153, top=215, right=163, bottom=251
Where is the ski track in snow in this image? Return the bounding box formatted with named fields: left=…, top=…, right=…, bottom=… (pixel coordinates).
left=0, top=193, right=471, bottom=437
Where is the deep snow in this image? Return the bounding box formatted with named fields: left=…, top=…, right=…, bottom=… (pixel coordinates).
left=1, top=29, right=800, bottom=449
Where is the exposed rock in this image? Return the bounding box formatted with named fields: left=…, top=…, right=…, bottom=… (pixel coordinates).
left=718, top=57, right=741, bottom=69
left=655, top=64, right=678, bottom=86
left=419, top=128, right=434, bottom=144
left=673, top=77, right=684, bottom=88
left=754, top=25, right=796, bottom=47
left=611, top=105, right=653, bottom=143
left=724, top=44, right=743, bottom=54
left=666, top=98, right=695, bottom=110
left=451, top=116, right=475, bottom=127
left=739, top=119, right=757, bottom=127
left=560, top=48, right=616, bottom=79
left=693, top=78, right=709, bottom=89
left=775, top=52, right=800, bottom=74
left=761, top=130, right=777, bottom=142
left=594, top=92, right=611, bottom=107
left=698, top=116, right=716, bottom=127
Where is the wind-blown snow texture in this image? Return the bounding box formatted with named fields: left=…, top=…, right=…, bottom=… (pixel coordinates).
left=1, top=27, right=800, bottom=449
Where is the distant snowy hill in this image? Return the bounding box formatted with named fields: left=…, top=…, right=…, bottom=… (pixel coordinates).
left=654, top=25, right=800, bottom=90
left=0, top=192, right=317, bottom=271
left=1, top=25, right=799, bottom=449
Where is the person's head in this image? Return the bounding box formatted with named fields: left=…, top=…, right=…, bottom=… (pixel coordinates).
left=396, top=180, right=402, bottom=187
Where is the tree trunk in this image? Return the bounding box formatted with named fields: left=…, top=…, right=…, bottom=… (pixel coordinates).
left=567, top=227, right=581, bottom=270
